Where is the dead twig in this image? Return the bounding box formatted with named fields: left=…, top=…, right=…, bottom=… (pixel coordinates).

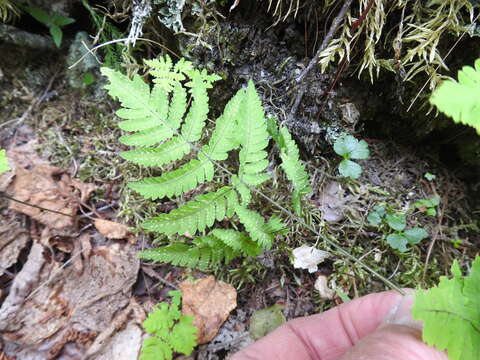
left=295, top=0, right=353, bottom=83
left=288, top=0, right=353, bottom=121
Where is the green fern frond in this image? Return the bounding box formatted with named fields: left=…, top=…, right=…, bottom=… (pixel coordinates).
left=210, top=229, right=263, bottom=257
left=142, top=187, right=237, bottom=235
left=430, top=59, right=480, bottom=134
left=101, top=68, right=178, bottom=148
left=167, top=82, right=188, bottom=130
left=139, top=242, right=225, bottom=270
left=145, top=56, right=193, bottom=92
left=235, top=205, right=275, bottom=249
left=139, top=229, right=261, bottom=270
left=128, top=159, right=214, bottom=200
left=201, top=88, right=244, bottom=160
left=235, top=81, right=271, bottom=204
left=141, top=290, right=197, bottom=360
left=120, top=137, right=191, bottom=167
left=129, top=87, right=245, bottom=199
left=278, top=127, right=312, bottom=215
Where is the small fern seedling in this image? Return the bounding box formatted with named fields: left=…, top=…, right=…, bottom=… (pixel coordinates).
left=141, top=290, right=197, bottom=360
left=102, top=55, right=311, bottom=269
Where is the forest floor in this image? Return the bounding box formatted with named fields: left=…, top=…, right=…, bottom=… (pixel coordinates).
left=0, top=10, right=479, bottom=360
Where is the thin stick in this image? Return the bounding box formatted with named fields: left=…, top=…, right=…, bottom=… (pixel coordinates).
left=296, top=0, right=354, bottom=83
left=1, top=192, right=74, bottom=218
left=68, top=37, right=180, bottom=70
left=288, top=0, right=353, bottom=121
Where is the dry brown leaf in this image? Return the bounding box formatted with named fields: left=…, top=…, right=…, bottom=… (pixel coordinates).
left=0, top=220, right=29, bottom=277
left=314, top=181, right=350, bottom=222
left=0, top=238, right=139, bottom=358
left=95, top=219, right=130, bottom=239
left=180, top=276, right=237, bottom=344
left=9, top=164, right=76, bottom=229
left=6, top=141, right=95, bottom=229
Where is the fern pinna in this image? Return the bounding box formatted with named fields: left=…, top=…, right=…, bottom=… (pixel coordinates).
left=101, top=55, right=311, bottom=269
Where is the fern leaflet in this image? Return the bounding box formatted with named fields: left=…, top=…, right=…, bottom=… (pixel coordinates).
left=142, top=187, right=237, bottom=235
left=128, top=87, right=244, bottom=199
left=141, top=290, right=197, bottom=360
left=139, top=229, right=261, bottom=270
left=235, top=205, right=275, bottom=249
left=278, top=127, right=311, bottom=216
left=236, top=81, right=271, bottom=205
left=101, top=69, right=176, bottom=146
left=412, top=256, right=480, bottom=360
left=430, top=58, right=480, bottom=134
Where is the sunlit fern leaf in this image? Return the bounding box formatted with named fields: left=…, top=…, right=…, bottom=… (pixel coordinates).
left=140, top=290, right=197, bottom=360
left=179, top=74, right=211, bottom=143
left=130, top=87, right=246, bottom=199
left=120, top=137, right=191, bottom=167
left=210, top=229, right=263, bottom=257
left=142, top=187, right=236, bottom=235
left=167, top=82, right=188, bottom=130
left=101, top=68, right=180, bottom=149
left=145, top=56, right=193, bottom=92
left=278, top=127, right=312, bottom=216
left=139, top=238, right=237, bottom=270
left=235, top=205, right=274, bottom=249
left=116, top=85, right=170, bottom=131
left=430, top=59, right=480, bottom=134
left=119, top=126, right=174, bottom=147
left=236, top=81, right=271, bottom=205
left=264, top=215, right=288, bottom=235
left=128, top=159, right=214, bottom=200
left=201, top=88, right=245, bottom=160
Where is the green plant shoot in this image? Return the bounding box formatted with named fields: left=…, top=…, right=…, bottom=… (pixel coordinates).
left=141, top=290, right=197, bottom=360
left=333, top=135, right=369, bottom=179
left=367, top=206, right=428, bottom=252
left=24, top=6, right=75, bottom=47
left=101, top=55, right=310, bottom=269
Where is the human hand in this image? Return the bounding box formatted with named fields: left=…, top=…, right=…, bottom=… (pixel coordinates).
left=231, top=290, right=447, bottom=360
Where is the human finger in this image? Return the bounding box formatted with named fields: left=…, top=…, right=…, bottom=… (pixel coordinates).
left=231, top=290, right=403, bottom=360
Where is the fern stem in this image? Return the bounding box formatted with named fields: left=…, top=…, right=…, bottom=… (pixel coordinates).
left=250, top=186, right=406, bottom=295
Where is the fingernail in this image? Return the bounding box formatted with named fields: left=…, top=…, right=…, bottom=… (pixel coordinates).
left=384, top=289, right=423, bottom=330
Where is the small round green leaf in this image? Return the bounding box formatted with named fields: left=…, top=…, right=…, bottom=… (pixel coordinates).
left=386, top=213, right=406, bottom=231
left=338, top=159, right=362, bottom=179
left=249, top=304, right=286, bottom=340
left=373, top=205, right=386, bottom=217
left=367, top=211, right=383, bottom=226
left=404, top=227, right=429, bottom=244
left=350, top=139, right=370, bottom=160
left=333, top=135, right=357, bottom=157
left=386, top=234, right=408, bottom=252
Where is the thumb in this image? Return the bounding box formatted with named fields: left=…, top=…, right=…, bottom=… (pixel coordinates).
left=339, top=291, right=447, bottom=360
